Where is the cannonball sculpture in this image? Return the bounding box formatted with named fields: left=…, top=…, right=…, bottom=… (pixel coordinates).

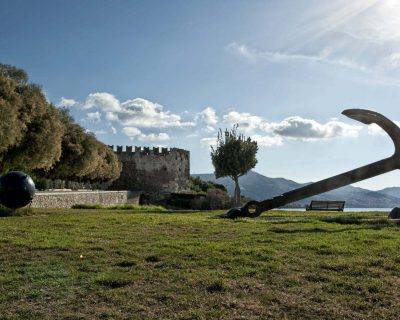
left=0, top=171, right=35, bottom=209
left=389, top=207, right=400, bottom=219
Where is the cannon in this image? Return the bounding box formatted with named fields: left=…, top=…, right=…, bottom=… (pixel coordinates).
left=0, top=171, right=36, bottom=209
left=225, top=109, right=400, bottom=218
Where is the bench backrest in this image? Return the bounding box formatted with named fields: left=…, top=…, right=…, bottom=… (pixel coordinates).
left=307, top=200, right=345, bottom=211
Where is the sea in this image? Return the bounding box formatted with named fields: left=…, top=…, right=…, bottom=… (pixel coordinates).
left=278, top=208, right=392, bottom=212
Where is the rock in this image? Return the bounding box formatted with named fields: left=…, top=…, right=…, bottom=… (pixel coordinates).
left=388, top=207, right=400, bottom=219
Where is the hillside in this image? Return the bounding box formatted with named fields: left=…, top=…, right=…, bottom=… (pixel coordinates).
left=193, top=171, right=400, bottom=208
left=377, top=187, right=400, bottom=199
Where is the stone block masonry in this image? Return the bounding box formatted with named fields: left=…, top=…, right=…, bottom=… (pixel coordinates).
left=31, top=190, right=141, bottom=209
left=110, top=146, right=190, bottom=193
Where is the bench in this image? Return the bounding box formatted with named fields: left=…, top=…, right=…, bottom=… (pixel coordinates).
left=306, top=200, right=345, bottom=211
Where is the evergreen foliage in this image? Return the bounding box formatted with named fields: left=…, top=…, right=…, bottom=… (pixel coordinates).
left=189, top=176, right=227, bottom=193
left=0, top=64, right=120, bottom=183
left=211, top=125, right=258, bottom=205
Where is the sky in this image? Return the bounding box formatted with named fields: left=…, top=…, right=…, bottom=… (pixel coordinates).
left=1, top=0, right=400, bottom=190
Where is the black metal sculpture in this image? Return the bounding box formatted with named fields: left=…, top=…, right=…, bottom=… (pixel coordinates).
left=225, top=109, right=400, bottom=218
left=0, top=171, right=36, bottom=209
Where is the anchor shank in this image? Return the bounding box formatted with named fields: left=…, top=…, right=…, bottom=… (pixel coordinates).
left=259, top=156, right=399, bottom=212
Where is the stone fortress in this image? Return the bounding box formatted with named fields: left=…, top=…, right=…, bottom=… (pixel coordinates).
left=109, top=146, right=190, bottom=193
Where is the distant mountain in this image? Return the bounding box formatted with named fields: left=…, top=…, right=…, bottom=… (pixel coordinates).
left=192, top=171, right=400, bottom=208
left=377, top=187, right=400, bottom=199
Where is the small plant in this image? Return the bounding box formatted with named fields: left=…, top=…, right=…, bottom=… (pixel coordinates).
left=145, top=255, right=160, bottom=263
left=96, top=274, right=133, bottom=288
left=115, top=260, right=136, bottom=268
left=189, top=176, right=227, bottom=193
left=108, top=204, right=166, bottom=212
left=0, top=205, right=13, bottom=217
left=71, top=204, right=103, bottom=209
left=206, top=280, right=226, bottom=293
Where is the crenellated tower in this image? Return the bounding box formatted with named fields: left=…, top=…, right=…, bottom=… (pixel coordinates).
left=109, top=146, right=190, bottom=193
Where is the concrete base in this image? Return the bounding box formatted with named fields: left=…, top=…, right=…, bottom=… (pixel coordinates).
left=31, top=190, right=141, bottom=209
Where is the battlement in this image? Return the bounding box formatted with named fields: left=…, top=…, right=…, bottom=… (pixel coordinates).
left=110, top=145, right=190, bottom=193
left=108, top=145, right=189, bottom=156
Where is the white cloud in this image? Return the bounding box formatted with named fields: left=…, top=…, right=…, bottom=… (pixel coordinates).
left=86, top=111, right=101, bottom=122
left=264, top=116, right=361, bottom=140
left=110, top=126, right=117, bottom=134
left=337, top=0, right=400, bottom=44
left=384, top=53, right=400, bottom=70
left=105, top=112, right=119, bottom=122
left=93, top=129, right=107, bottom=135
left=196, top=107, right=218, bottom=126
left=145, top=133, right=170, bottom=142
left=116, top=98, right=194, bottom=128
left=227, top=43, right=367, bottom=72
left=223, top=111, right=264, bottom=132
left=187, top=133, right=199, bottom=138
left=58, top=97, right=77, bottom=108
left=368, top=121, right=400, bottom=135
left=84, top=92, right=121, bottom=112
left=251, top=135, right=283, bottom=147
left=200, top=137, right=217, bottom=148
left=122, top=126, right=170, bottom=142
left=200, top=133, right=282, bottom=148
left=81, top=93, right=195, bottom=129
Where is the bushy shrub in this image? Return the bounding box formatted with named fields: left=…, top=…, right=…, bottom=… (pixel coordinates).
left=189, top=177, right=227, bottom=193
left=189, top=197, right=209, bottom=210
left=34, top=177, right=50, bottom=190
left=205, top=188, right=231, bottom=210
left=188, top=188, right=231, bottom=210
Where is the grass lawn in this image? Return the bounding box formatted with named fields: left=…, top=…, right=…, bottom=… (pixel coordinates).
left=0, top=208, right=400, bottom=319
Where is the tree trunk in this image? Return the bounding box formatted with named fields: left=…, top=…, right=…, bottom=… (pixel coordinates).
left=233, top=176, right=241, bottom=206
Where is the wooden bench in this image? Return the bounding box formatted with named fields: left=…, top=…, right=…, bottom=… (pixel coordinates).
left=306, top=200, right=345, bottom=211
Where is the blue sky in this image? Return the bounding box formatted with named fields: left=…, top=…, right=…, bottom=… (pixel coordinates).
left=1, top=0, right=400, bottom=190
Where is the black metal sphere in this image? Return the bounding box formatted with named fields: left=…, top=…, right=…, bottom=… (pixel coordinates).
left=0, top=171, right=35, bottom=209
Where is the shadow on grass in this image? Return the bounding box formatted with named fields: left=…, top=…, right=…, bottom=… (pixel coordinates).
left=0, top=206, right=34, bottom=217
left=96, top=274, right=133, bottom=288
left=269, top=222, right=398, bottom=234
left=320, top=216, right=398, bottom=227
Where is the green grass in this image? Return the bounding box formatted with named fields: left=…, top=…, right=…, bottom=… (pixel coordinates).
left=0, top=209, right=399, bottom=319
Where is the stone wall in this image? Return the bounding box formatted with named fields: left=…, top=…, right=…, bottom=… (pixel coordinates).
left=110, top=146, right=190, bottom=193
left=31, top=190, right=141, bottom=209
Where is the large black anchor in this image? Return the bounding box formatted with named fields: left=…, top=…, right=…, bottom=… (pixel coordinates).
left=225, top=109, right=400, bottom=218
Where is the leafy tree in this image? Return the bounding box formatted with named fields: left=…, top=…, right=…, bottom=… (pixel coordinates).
left=47, top=110, right=120, bottom=182
left=0, top=80, right=64, bottom=172
left=0, top=76, right=24, bottom=159
left=0, top=63, right=121, bottom=183
left=211, top=125, right=258, bottom=205
left=0, top=63, right=28, bottom=85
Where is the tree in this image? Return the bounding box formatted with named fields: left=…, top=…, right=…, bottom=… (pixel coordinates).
left=0, top=63, right=121, bottom=183
left=0, top=80, right=64, bottom=172
left=211, top=125, right=258, bottom=205
left=46, top=110, right=120, bottom=182
left=0, top=76, right=24, bottom=158
left=0, top=63, right=28, bottom=85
